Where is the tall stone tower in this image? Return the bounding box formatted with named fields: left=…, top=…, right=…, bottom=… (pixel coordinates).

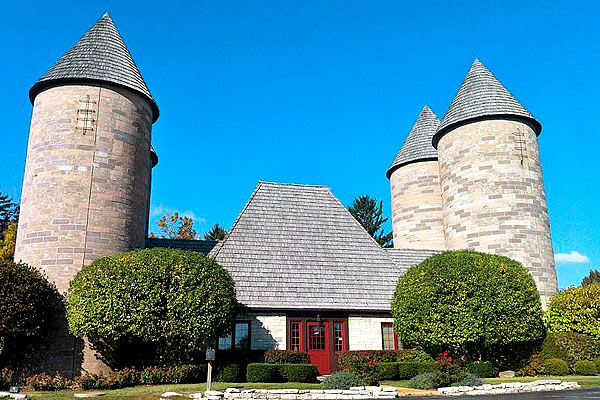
left=15, top=12, right=159, bottom=296
left=433, top=60, right=557, bottom=305
left=386, top=106, right=446, bottom=250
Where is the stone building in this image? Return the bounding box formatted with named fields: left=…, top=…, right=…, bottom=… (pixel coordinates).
left=15, top=13, right=557, bottom=375
left=387, top=60, right=558, bottom=305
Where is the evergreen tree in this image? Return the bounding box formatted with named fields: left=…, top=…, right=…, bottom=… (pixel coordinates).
left=347, top=195, right=393, bottom=247
left=0, top=192, right=18, bottom=239
left=582, top=270, right=600, bottom=286
left=204, top=223, right=227, bottom=241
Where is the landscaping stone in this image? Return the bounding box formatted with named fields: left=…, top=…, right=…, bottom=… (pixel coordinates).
left=0, top=393, right=10, bottom=399
left=74, top=393, right=106, bottom=398
left=437, top=380, right=581, bottom=396
left=160, top=392, right=184, bottom=399
left=498, top=370, right=515, bottom=378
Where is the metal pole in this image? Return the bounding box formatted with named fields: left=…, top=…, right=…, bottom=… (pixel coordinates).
left=207, top=360, right=213, bottom=392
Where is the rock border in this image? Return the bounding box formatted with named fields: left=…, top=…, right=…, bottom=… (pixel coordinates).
left=437, top=380, right=580, bottom=396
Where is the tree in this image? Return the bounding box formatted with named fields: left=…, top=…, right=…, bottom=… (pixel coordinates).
left=391, top=250, right=545, bottom=366
left=582, top=270, right=600, bottom=286
left=204, top=223, right=227, bottom=241
left=152, top=212, right=197, bottom=239
left=0, top=222, right=17, bottom=260
left=347, top=195, right=393, bottom=247
left=66, top=248, right=236, bottom=368
left=0, top=192, right=18, bottom=239
left=546, top=284, right=600, bottom=340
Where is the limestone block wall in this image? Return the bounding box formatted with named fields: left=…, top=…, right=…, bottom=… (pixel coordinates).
left=348, top=315, right=394, bottom=350
left=389, top=161, right=446, bottom=250
left=236, top=312, right=287, bottom=350
left=436, top=119, right=557, bottom=305
left=15, top=84, right=153, bottom=294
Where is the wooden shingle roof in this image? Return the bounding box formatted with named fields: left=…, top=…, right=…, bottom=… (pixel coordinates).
left=433, top=59, right=540, bottom=147
left=209, top=181, right=435, bottom=311
left=386, top=106, right=440, bottom=179
left=29, top=13, right=159, bottom=122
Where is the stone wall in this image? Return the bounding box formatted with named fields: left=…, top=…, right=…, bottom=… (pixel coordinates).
left=389, top=161, right=445, bottom=250
left=15, top=83, right=154, bottom=374
left=235, top=312, right=287, bottom=350
left=436, top=119, right=557, bottom=306
left=348, top=315, right=393, bottom=350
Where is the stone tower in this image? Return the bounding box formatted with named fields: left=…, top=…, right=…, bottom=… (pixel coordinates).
left=15, top=13, right=159, bottom=297
left=387, top=106, right=446, bottom=250
left=433, top=60, right=557, bottom=305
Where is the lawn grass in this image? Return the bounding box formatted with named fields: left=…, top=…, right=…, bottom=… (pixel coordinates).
left=25, top=382, right=322, bottom=400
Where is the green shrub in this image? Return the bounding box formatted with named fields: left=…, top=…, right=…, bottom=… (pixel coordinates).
left=67, top=248, right=236, bottom=368
left=216, top=364, right=241, bottom=382
left=379, top=362, right=398, bottom=380
left=264, top=350, right=310, bottom=364
left=338, top=350, right=432, bottom=369
left=75, top=365, right=206, bottom=390
left=246, top=363, right=282, bottom=382
left=27, top=373, right=73, bottom=391
left=451, top=373, right=485, bottom=387
left=546, top=284, right=600, bottom=341
left=518, top=353, right=543, bottom=377
left=0, top=369, right=14, bottom=390
left=542, top=358, right=569, bottom=376
left=573, top=360, right=597, bottom=376
left=278, top=364, right=318, bottom=383
left=417, top=361, right=439, bottom=374
left=407, top=373, right=436, bottom=390
left=541, top=332, right=600, bottom=367
left=397, top=361, right=439, bottom=379
left=392, top=251, right=545, bottom=363
left=595, top=358, right=600, bottom=371
left=322, top=371, right=363, bottom=390
left=465, top=361, right=493, bottom=378
left=397, top=349, right=433, bottom=362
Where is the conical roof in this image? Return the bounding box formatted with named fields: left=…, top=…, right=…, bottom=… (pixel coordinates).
left=432, top=59, right=540, bottom=147
left=29, top=13, right=159, bottom=122
left=386, top=106, right=440, bottom=179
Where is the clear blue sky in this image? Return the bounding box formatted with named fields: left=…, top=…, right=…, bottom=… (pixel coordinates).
left=1, top=1, right=597, bottom=289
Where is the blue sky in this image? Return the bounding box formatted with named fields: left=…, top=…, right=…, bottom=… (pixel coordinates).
left=1, top=1, right=597, bottom=288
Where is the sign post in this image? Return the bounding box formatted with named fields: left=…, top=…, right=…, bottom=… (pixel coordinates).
left=206, top=348, right=215, bottom=392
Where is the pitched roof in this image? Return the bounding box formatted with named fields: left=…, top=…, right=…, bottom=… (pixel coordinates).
left=210, top=181, right=416, bottom=311
left=384, top=248, right=441, bottom=274
left=386, top=106, right=440, bottom=179
left=29, top=13, right=159, bottom=122
left=145, top=237, right=218, bottom=255
left=433, top=59, right=540, bottom=147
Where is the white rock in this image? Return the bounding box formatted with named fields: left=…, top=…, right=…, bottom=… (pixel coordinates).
left=438, top=387, right=460, bottom=393
left=226, top=388, right=241, bottom=393
left=205, top=391, right=224, bottom=397
left=380, top=386, right=396, bottom=392
left=365, top=386, right=382, bottom=392
left=74, top=394, right=106, bottom=398
left=349, top=387, right=364, bottom=391
left=8, top=395, right=27, bottom=400
left=162, top=392, right=184, bottom=398
left=189, top=394, right=204, bottom=399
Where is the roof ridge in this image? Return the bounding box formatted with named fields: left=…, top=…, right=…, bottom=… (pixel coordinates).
left=258, top=181, right=329, bottom=188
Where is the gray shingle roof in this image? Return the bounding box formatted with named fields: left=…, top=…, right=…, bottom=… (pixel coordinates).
left=386, top=106, right=440, bottom=179
left=209, top=181, right=435, bottom=311
left=29, top=13, right=159, bottom=122
left=145, top=237, right=218, bottom=255
left=384, top=248, right=441, bottom=275
left=433, top=59, right=541, bottom=148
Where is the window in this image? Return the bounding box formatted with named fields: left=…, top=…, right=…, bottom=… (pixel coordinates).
left=334, top=322, right=344, bottom=352
left=217, top=322, right=251, bottom=350
left=309, top=325, right=326, bottom=350
left=290, top=322, right=301, bottom=351
left=381, top=322, right=397, bottom=350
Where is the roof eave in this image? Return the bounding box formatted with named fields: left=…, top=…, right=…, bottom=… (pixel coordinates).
left=386, top=157, right=439, bottom=179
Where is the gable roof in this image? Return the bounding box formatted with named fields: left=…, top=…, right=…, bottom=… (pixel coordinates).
left=433, top=59, right=540, bottom=148
left=29, top=13, right=159, bottom=122
left=210, top=181, right=412, bottom=311
left=145, top=237, right=218, bottom=254
left=384, top=248, right=440, bottom=273
left=386, top=106, right=440, bottom=179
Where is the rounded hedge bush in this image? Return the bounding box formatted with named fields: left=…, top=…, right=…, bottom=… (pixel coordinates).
left=465, top=361, right=494, bottom=378
left=392, top=251, right=545, bottom=360
left=546, top=284, right=600, bottom=341
left=322, top=371, right=362, bottom=390
left=67, top=248, right=236, bottom=368
left=595, top=358, right=600, bottom=372
left=278, top=364, right=318, bottom=383
left=573, top=360, right=597, bottom=376
left=542, top=358, right=569, bottom=376
left=541, top=332, right=600, bottom=367
left=216, top=364, right=241, bottom=382
left=246, top=363, right=281, bottom=382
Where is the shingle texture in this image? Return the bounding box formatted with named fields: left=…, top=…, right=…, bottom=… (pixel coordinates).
left=384, top=248, right=441, bottom=274
left=209, top=181, right=435, bottom=311
left=386, top=106, right=440, bottom=179
left=145, top=237, right=218, bottom=255
left=29, top=13, right=159, bottom=122
left=433, top=59, right=540, bottom=147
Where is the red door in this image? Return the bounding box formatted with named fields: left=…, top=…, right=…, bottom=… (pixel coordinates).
left=307, top=322, right=330, bottom=374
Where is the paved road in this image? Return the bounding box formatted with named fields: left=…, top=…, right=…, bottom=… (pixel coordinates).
left=412, top=389, right=600, bottom=399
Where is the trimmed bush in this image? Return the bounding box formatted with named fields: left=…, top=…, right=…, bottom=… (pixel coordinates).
left=465, top=361, right=493, bottom=378
left=573, top=360, right=597, bottom=376
left=75, top=365, right=206, bottom=390
left=216, top=364, right=241, bottom=382
left=397, top=361, right=439, bottom=379
left=265, top=350, right=310, bottom=364
left=246, top=363, right=281, bottom=382
left=322, top=371, right=363, bottom=390
left=278, top=364, right=318, bottom=383
left=67, top=248, right=236, bottom=368
left=397, top=349, right=433, bottom=362
left=379, top=362, right=399, bottom=380
left=338, top=350, right=432, bottom=369
left=546, top=284, right=600, bottom=341
left=541, top=332, right=600, bottom=367
left=392, top=251, right=545, bottom=363
left=595, top=358, right=600, bottom=371
left=542, top=358, right=569, bottom=376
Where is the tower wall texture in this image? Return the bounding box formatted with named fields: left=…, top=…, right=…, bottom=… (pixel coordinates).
left=436, top=119, right=557, bottom=306
left=389, top=161, right=446, bottom=250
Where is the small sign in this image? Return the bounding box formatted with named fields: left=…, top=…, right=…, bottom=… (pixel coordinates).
left=9, top=386, right=19, bottom=394
left=206, top=348, right=215, bottom=361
